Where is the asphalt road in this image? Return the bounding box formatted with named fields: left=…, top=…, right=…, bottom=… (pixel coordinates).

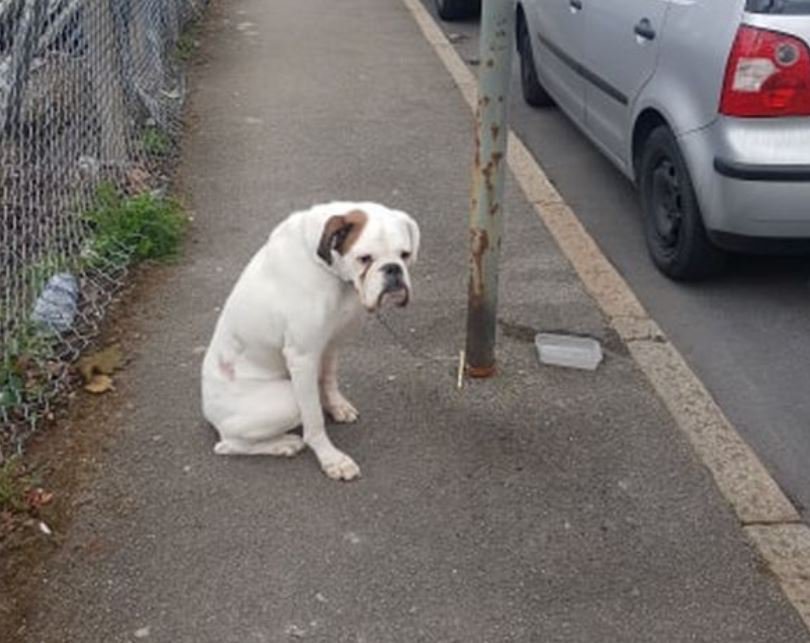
left=421, top=1, right=810, bottom=520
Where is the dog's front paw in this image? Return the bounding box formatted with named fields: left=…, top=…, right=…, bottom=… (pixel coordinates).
left=325, top=394, right=359, bottom=424
left=321, top=452, right=361, bottom=481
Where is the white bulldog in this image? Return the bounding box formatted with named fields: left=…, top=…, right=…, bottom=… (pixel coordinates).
left=201, top=202, right=419, bottom=481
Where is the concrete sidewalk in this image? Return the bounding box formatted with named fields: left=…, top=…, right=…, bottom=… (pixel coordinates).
left=20, top=0, right=809, bottom=641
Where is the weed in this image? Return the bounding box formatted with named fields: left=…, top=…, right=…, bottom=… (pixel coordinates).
left=143, top=126, right=171, bottom=158
left=175, top=26, right=199, bottom=62
left=0, top=367, right=25, bottom=412
left=2, top=262, right=62, bottom=422
left=84, top=183, right=186, bottom=266
left=0, top=458, right=31, bottom=514
left=1, top=323, right=54, bottom=414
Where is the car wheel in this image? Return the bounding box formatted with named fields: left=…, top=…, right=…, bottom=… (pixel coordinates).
left=435, top=0, right=480, bottom=21
left=639, top=126, right=726, bottom=280
left=517, top=13, right=554, bottom=108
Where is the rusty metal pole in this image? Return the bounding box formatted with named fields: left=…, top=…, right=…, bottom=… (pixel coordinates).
left=465, top=0, right=515, bottom=378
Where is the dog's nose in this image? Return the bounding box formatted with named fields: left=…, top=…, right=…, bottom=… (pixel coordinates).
left=382, top=263, right=403, bottom=278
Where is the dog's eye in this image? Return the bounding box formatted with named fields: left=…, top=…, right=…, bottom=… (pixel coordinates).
left=358, top=255, right=373, bottom=265
left=401, top=251, right=411, bottom=261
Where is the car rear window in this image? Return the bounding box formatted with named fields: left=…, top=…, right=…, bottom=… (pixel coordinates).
left=746, top=0, right=810, bottom=13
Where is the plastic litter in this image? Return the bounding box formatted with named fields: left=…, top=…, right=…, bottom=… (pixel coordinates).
left=535, top=333, right=603, bottom=371
left=31, top=272, right=78, bottom=332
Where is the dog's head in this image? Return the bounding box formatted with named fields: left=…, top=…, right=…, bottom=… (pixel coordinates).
left=315, top=204, right=420, bottom=312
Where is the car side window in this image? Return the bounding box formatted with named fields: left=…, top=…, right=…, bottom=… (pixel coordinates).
left=745, top=0, right=810, bottom=14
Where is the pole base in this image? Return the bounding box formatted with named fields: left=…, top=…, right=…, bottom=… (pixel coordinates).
left=466, top=363, right=497, bottom=379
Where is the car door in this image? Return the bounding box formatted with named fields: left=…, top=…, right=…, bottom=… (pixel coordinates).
left=528, top=0, right=587, bottom=122
left=583, top=0, right=671, bottom=168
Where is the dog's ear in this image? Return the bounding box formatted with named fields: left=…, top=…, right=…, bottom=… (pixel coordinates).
left=316, top=211, right=367, bottom=265
left=317, top=215, right=353, bottom=265
left=402, top=214, right=420, bottom=264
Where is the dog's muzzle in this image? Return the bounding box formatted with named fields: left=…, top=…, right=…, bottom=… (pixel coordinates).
left=380, top=263, right=410, bottom=308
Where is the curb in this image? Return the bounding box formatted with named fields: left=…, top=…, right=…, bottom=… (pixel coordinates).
left=401, top=0, right=810, bottom=629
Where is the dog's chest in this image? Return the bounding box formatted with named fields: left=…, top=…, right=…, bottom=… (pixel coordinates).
left=328, top=289, right=364, bottom=338
left=314, top=289, right=363, bottom=343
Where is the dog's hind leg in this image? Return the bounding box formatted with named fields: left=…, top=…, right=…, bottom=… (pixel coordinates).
left=212, top=381, right=304, bottom=457
left=213, top=434, right=304, bottom=457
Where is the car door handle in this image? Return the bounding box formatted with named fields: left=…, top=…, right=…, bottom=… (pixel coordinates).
left=570, top=0, right=583, bottom=11
left=634, top=18, right=656, bottom=41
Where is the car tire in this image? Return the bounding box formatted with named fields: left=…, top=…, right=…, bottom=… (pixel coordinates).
left=435, top=0, right=480, bottom=21
left=639, top=126, right=726, bottom=281
left=517, top=13, right=554, bottom=108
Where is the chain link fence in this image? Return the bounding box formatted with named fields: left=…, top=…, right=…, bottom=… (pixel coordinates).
left=1, top=0, right=207, bottom=458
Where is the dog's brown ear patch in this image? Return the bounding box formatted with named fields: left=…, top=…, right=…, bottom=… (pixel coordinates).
left=317, top=210, right=368, bottom=264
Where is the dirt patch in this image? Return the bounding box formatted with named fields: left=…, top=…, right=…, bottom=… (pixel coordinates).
left=0, top=264, right=173, bottom=641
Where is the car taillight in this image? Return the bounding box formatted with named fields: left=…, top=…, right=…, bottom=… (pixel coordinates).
left=720, top=25, right=810, bottom=117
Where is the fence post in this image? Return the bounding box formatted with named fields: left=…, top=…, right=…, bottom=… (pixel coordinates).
left=90, top=0, right=129, bottom=165
left=2, top=0, right=47, bottom=133
left=465, top=0, right=515, bottom=378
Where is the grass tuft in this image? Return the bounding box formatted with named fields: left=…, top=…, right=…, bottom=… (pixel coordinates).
left=84, top=183, right=187, bottom=266
left=175, top=27, right=199, bottom=62
left=0, top=323, right=53, bottom=415
left=143, top=127, right=171, bottom=158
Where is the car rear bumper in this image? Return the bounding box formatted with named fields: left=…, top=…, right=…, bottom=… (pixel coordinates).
left=713, top=158, right=810, bottom=182
left=680, top=117, right=810, bottom=238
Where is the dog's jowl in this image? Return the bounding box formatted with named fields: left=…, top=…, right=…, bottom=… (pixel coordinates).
left=201, top=202, right=420, bottom=481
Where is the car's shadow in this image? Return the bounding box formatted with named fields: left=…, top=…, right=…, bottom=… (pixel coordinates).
left=719, top=254, right=810, bottom=289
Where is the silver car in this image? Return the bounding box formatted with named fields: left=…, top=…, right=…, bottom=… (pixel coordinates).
left=516, top=0, right=810, bottom=279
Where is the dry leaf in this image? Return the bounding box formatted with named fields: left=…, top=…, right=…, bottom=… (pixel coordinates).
left=46, top=360, right=65, bottom=377
left=77, top=344, right=124, bottom=383
left=85, top=374, right=114, bottom=394
left=25, top=488, right=54, bottom=510
left=127, top=166, right=151, bottom=193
